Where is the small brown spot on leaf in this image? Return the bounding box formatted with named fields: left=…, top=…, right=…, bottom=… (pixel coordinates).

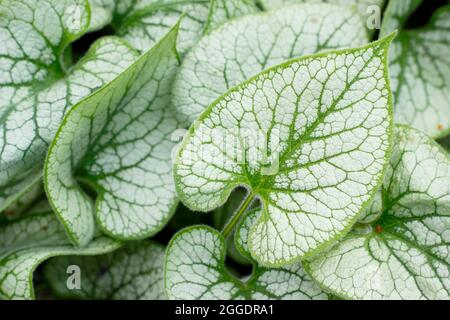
left=437, top=124, right=443, bottom=131
left=374, top=224, right=383, bottom=233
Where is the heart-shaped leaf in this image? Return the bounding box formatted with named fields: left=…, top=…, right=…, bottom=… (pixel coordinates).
left=44, top=24, right=180, bottom=246
left=172, top=3, right=369, bottom=127
left=0, top=204, right=120, bottom=300
left=45, top=241, right=165, bottom=300
left=305, top=125, right=450, bottom=300
left=381, top=2, right=450, bottom=139
left=164, top=225, right=327, bottom=300
left=0, top=0, right=138, bottom=211
left=174, top=34, right=395, bottom=266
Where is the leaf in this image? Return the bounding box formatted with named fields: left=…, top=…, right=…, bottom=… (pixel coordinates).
left=172, top=3, right=369, bottom=127
left=234, top=207, right=261, bottom=262
left=258, top=0, right=385, bottom=21
left=0, top=204, right=120, bottom=300
left=164, top=225, right=327, bottom=300
left=355, top=189, right=383, bottom=225
left=86, top=0, right=256, bottom=54
left=381, top=3, right=450, bottom=139
left=45, top=241, right=165, bottom=300
left=203, top=0, right=259, bottom=34
left=174, top=34, right=395, bottom=266
left=87, top=0, right=114, bottom=32
left=2, top=182, right=44, bottom=221
left=0, top=0, right=138, bottom=211
left=106, top=0, right=208, bottom=53
left=305, top=125, right=450, bottom=300
left=44, top=24, right=180, bottom=246
left=379, top=0, right=423, bottom=36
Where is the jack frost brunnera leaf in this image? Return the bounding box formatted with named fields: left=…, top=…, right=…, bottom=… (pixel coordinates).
left=381, top=2, right=450, bottom=139
left=174, top=34, right=395, bottom=267
left=305, top=125, right=450, bottom=300
left=45, top=241, right=165, bottom=300
left=258, top=0, right=385, bottom=22
left=87, top=0, right=257, bottom=54
left=0, top=204, right=120, bottom=300
left=203, top=0, right=259, bottom=34
left=44, top=24, right=180, bottom=246
left=172, top=3, right=369, bottom=127
left=164, top=226, right=327, bottom=300
left=0, top=0, right=138, bottom=212
left=88, top=0, right=208, bottom=53
left=2, top=182, right=44, bottom=221
left=87, top=0, right=113, bottom=32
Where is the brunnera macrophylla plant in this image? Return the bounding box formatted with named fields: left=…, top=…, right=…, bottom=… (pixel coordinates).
left=174, top=34, right=396, bottom=267
left=0, top=0, right=449, bottom=301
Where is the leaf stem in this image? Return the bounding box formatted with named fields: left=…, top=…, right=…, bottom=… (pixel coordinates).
left=222, top=192, right=255, bottom=238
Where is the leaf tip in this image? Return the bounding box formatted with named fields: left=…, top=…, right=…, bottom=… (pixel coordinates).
left=377, top=30, right=398, bottom=47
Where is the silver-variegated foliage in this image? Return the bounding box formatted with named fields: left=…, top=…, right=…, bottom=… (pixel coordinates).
left=204, top=0, right=259, bottom=33
left=379, top=0, right=422, bottom=36
left=305, top=125, right=450, bottom=300
left=258, top=0, right=386, bottom=22
left=89, top=0, right=210, bottom=53
left=172, top=3, right=369, bottom=127
left=381, top=1, right=450, bottom=139
left=0, top=0, right=137, bottom=212
left=44, top=25, right=180, bottom=246
left=45, top=241, right=165, bottom=299
left=174, top=35, right=395, bottom=266
left=165, top=226, right=327, bottom=300
left=0, top=203, right=120, bottom=300
left=87, top=0, right=258, bottom=54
